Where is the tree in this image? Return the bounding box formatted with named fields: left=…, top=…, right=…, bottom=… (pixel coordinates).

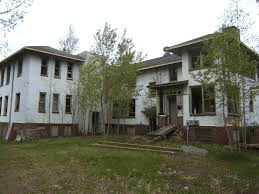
left=0, top=0, right=32, bottom=55
left=78, top=22, right=144, bottom=135
left=59, top=24, right=79, bottom=54
left=192, top=0, right=258, bottom=149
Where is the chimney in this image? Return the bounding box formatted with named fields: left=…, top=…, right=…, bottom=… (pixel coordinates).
left=163, top=51, right=171, bottom=57
left=222, top=26, right=240, bottom=41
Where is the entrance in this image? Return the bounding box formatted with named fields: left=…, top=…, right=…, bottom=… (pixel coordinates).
left=168, top=95, right=177, bottom=125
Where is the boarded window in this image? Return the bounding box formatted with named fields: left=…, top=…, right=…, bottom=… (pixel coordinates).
left=52, top=94, right=59, bottom=113
left=38, top=92, right=46, bottom=113
left=4, top=96, right=8, bottom=116
left=17, top=58, right=23, bottom=77
left=65, top=95, right=72, bottom=113
left=112, top=99, right=135, bottom=118
left=0, top=97, right=2, bottom=116
left=6, top=65, right=11, bottom=85
left=15, top=93, right=20, bottom=112
left=41, top=58, right=48, bottom=76
left=54, top=61, right=60, bottom=78
left=1, top=68, right=4, bottom=86
left=67, top=64, right=73, bottom=80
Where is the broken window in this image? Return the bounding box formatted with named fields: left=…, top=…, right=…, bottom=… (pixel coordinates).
left=67, top=63, right=73, bottom=80
left=65, top=95, right=72, bottom=113
left=38, top=92, right=46, bottom=113
left=41, top=58, right=48, bottom=76
left=169, top=64, right=177, bottom=81
left=54, top=61, right=61, bottom=78
left=191, top=86, right=215, bottom=114
left=227, top=88, right=240, bottom=115
left=4, top=96, right=8, bottom=116
left=249, top=92, right=253, bottom=113
left=52, top=94, right=59, bottom=113
left=1, top=68, right=5, bottom=87
left=17, top=58, right=23, bottom=77
left=6, top=65, right=11, bottom=85
left=15, top=93, right=20, bottom=112
left=0, top=97, right=2, bottom=116
left=112, top=99, right=136, bottom=118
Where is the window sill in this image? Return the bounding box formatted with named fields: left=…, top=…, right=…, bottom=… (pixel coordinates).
left=17, top=74, right=22, bottom=77
left=38, top=112, right=46, bottom=113
left=67, top=78, right=73, bottom=81
left=54, top=76, right=61, bottom=79
left=40, top=74, right=48, bottom=77
left=52, top=112, right=59, bottom=114
left=190, top=113, right=216, bottom=116
left=65, top=112, right=72, bottom=114
left=112, top=116, right=135, bottom=119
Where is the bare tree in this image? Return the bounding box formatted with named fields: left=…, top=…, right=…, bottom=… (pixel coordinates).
left=0, top=0, right=32, bottom=56
left=59, top=24, right=79, bottom=54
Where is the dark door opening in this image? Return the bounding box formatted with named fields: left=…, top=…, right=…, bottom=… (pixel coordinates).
left=168, top=95, right=177, bottom=125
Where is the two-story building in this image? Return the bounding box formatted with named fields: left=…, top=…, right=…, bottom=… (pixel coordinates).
left=0, top=46, right=84, bottom=140
left=109, top=28, right=259, bottom=144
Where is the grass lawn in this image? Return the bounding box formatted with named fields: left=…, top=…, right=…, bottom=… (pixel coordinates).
left=0, top=136, right=258, bottom=193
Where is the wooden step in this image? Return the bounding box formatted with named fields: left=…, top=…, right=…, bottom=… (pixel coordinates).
left=97, top=141, right=182, bottom=152
left=90, top=143, right=176, bottom=155
left=147, top=125, right=176, bottom=136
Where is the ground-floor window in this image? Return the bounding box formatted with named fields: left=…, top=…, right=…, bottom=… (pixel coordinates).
left=190, top=86, right=215, bottom=115
left=227, top=87, right=240, bottom=116
left=112, top=99, right=135, bottom=118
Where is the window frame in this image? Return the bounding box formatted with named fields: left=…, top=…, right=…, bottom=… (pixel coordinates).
left=0, top=97, right=2, bottom=116
left=112, top=99, right=136, bottom=118
left=17, top=58, right=23, bottom=77
left=38, top=92, right=46, bottom=113
left=52, top=93, right=59, bottom=113
left=6, top=65, right=11, bottom=85
left=65, top=95, right=72, bottom=114
left=54, top=60, right=61, bottom=78
left=67, top=63, right=73, bottom=80
left=40, top=58, right=48, bottom=77
left=14, top=93, right=20, bottom=112
left=4, top=96, right=8, bottom=116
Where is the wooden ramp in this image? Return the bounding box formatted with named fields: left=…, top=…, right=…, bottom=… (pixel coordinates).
left=147, top=125, right=176, bottom=137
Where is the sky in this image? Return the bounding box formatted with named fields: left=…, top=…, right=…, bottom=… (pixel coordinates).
left=4, top=0, right=259, bottom=61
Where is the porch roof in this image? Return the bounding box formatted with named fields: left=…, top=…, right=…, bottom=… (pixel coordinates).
left=147, top=80, right=188, bottom=89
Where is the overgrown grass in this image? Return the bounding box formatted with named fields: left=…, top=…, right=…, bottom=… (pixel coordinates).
left=0, top=136, right=258, bottom=193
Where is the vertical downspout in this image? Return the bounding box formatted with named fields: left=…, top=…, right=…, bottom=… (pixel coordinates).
left=48, top=60, right=53, bottom=137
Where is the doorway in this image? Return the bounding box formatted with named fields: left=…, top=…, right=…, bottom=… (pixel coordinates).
left=168, top=95, right=177, bottom=125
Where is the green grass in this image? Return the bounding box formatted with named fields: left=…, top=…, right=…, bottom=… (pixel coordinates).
left=0, top=136, right=258, bottom=193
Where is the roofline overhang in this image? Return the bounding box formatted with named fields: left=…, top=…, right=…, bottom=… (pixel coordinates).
left=0, top=46, right=85, bottom=65
left=147, top=80, right=188, bottom=89
left=138, top=60, right=182, bottom=71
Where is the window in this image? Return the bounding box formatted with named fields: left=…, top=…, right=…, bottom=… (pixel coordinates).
left=4, top=96, right=8, bottom=116
left=38, top=92, right=46, bottom=113
left=0, top=97, right=2, bottom=116
left=15, top=93, right=20, bottom=112
left=52, top=94, right=59, bottom=113
left=17, top=58, right=23, bottom=77
left=169, top=65, right=177, bottom=81
left=227, top=88, right=240, bottom=115
left=191, top=86, right=215, bottom=115
left=40, top=58, right=48, bottom=76
left=65, top=95, right=72, bottom=113
left=54, top=61, right=61, bottom=78
left=191, top=50, right=201, bottom=70
left=67, top=63, right=73, bottom=80
left=1, top=68, right=5, bottom=87
left=249, top=92, right=254, bottom=113
left=112, top=99, right=136, bottom=118
left=6, top=65, right=11, bottom=85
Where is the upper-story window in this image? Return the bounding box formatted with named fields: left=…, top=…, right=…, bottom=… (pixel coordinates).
left=190, top=48, right=210, bottom=70
left=1, top=68, right=5, bottom=87
left=67, top=63, right=73, bottom=80
left=41, top=58, right=48, bottom=76
left=54, top=60, right=61, bottom=78
left=0, top=97, right=2, bottom=116
left=6, top=65, right=11, bottom=85
left=169, top=64, right=177, bottom=81
left=17, top=58, right=23, bottom=77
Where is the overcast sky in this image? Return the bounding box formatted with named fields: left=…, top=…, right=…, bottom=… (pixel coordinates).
left=4, top=0, right=259, bottom=61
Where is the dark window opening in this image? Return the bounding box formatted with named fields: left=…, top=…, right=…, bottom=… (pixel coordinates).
left=52, top=94, right=59, bottom=113
left=67, top=64, right=73, bottom=80
left=191, top=87, right=202, bottom=114
left=249, top=93, right=253, bottom=113
left=17, top=58, right=23, bottom=77
left=38, top=92, right=46, bottom=113
left=0, top=97, right=2, bottom=116
left=65, top=95, right=72, bottom=113
left=112, top=99, right=136, bottom=118
left=41, top=58, right=48, bottom=76
left=169, top=65, right=177, bottom=81
left=4, top=96, right=8, bottom=116
left=6, top=65, right=11, bottom=85
left=203, top=87, right=215, bottom=112
left=54, top=61, right=61, bottom=78
left=1, top=68, right=5, bottom=87
left=15, top=93, right=20, bottom=112
left=159, top=91, right=164, bottom=115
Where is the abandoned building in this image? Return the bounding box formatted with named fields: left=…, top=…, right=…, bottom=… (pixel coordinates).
left=0, top=46, right=84, bottom=140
